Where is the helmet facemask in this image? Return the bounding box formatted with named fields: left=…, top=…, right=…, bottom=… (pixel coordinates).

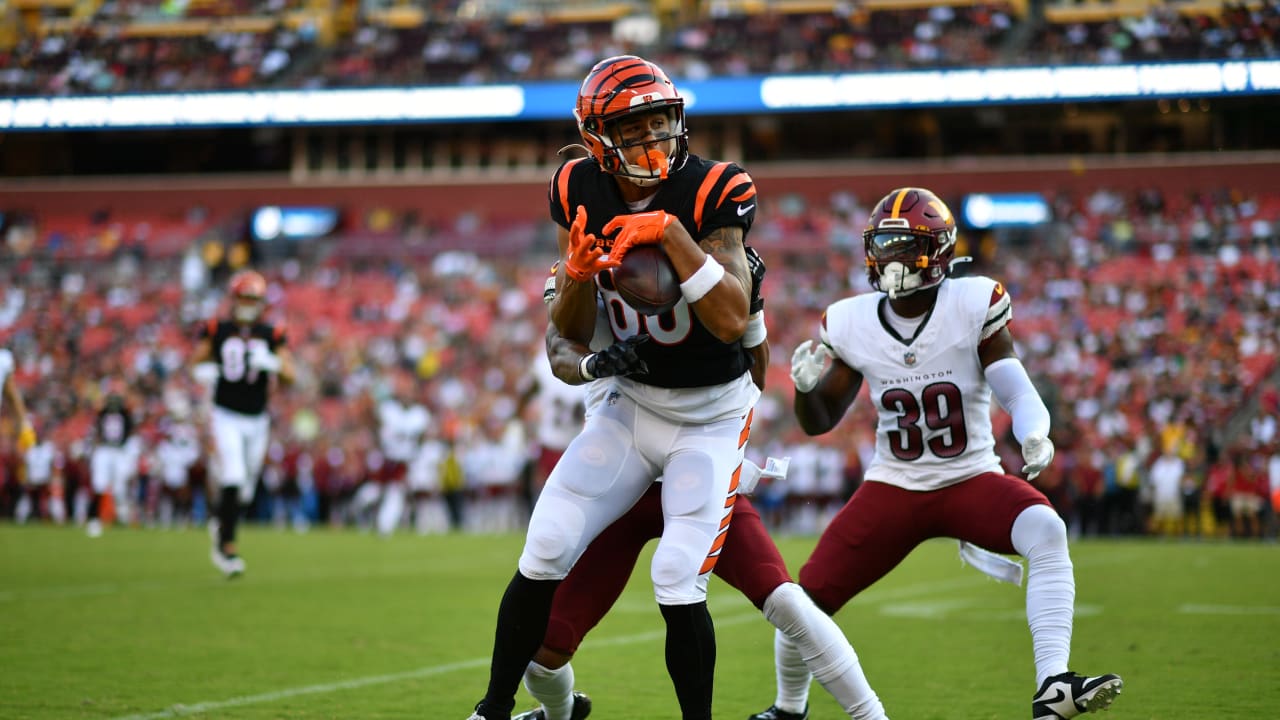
left=233, top=296, right=264, bottom=324
left=578, top=104, right=684, bottom=187
left=865, top=225, right=956, bottom=299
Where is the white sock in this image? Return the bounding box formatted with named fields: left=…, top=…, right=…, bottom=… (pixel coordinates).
left=523, top=661, right=575, bottom=720
left=1011, top=504, right=1075, bottom=686
left=764, top=582, right=888, bottom=719
left=772, top=629, right=812, bottom=714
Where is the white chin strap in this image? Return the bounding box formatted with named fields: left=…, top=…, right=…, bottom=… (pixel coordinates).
left=880, top=261, right=923, bottom=299
left=233, top=305, right=260, bottom=323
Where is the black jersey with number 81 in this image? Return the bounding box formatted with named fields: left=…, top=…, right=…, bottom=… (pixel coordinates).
left=201, top=319, right=287, bottom=415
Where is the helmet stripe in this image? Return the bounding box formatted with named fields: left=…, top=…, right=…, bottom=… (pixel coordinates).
left=889, top=188, right=910, bottom=218
left=587, top=58, right=656, bottom=115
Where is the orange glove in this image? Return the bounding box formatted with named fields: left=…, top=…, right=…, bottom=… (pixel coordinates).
left=17, top=423, right=36, bottom=453
left=563, top=206, right=620, bottom=281
left=604, top=210, right=675, bottom=263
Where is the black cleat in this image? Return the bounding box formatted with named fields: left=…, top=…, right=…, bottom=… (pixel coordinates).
left=747, top=704, right=808, bottom=720
left=511, top=691, right=592, bottom=720
left=1032, top=671, right=1123, bottom=719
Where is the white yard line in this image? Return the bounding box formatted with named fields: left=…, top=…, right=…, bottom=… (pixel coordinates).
left=1178, top=604, right=1280, bottom=615
left=110, top=612, right=762, bottom=720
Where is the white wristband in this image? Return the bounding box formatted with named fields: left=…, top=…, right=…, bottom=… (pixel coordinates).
left=679, top=255, right=725, bottom=304
left=742, top=311, right=767, bottom=348
left=578, top=354, right=596, bottom=382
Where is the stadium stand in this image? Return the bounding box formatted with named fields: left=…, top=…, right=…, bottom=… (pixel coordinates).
left=1, top=1, right=1277, bottom=539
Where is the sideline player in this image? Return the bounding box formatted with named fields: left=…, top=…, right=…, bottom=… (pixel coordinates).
left=753, top=187, right=1121, bottom=720
left=369, top=371, right=430, bottom=536
left=86, top=393, right=134, bottom=537
left=516, top=346, right=586, bottom=513
left=468, top=55, right=762, bottom=720
left=1, top=346, right=36, bottom=456
left=190, top=269, right=294, bottom=577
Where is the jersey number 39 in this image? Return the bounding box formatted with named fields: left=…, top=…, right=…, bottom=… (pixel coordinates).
left=881, top=382, right=969, bottom=461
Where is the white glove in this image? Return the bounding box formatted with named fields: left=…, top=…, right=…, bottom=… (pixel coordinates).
left=1021, top=434, right=1055, bottom=480
left=737, top=456, right=790, bottom=495
left=790, top=340, right=830, bottom=393
left=248, top=342, right=281, bottom=374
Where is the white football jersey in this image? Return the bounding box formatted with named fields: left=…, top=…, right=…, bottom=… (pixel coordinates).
left=821, top=276, right=1012, bottom=491
left=378, top=400, right=431, bottom=462
left=157, top=423, right=201, bottom=487
left=25, top=441, right=57, bottom=485
left=531, top=351, right=587, bottom=452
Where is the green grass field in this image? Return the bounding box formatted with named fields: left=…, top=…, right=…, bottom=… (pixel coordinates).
left=1, top=525, right=1277, bottom=719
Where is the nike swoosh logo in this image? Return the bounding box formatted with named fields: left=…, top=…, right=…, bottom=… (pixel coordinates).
left=1036, top=687, right=1068, bottom=710
left=737, top=204, right=755, bottom=216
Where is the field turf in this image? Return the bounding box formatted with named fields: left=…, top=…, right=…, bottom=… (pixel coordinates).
left=1, top=525, right=1277, bottom=719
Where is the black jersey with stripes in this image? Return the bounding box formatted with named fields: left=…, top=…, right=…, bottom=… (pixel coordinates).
left=201, top=319, right=287, bottom=415
left=549, top=154, right=758, bottom=389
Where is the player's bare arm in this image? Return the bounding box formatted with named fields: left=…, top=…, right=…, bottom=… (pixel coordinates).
left=3, top=372, right=31, bottom=434
left=275, top=346, right=296, bottom=386
left=189, top=337, right=213, bottom=366
left=794, top=357, right=863, bottom=436
left=544, top=321, right=594, bottom=386
left=977, top=326, right=1018, bottom=369
left=551, top=225, right=603, bottom=345
left=659, top=223, right=749, bottom=342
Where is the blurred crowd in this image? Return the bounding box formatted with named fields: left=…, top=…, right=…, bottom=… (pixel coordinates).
left=1, top=1, right=1277, bottom=96
left=1, top=180, right=1278, bottom=540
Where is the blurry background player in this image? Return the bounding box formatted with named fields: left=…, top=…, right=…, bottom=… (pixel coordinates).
left=767, top=187, right=1121, bottom=720
left=361, top=371, right=431, bottom=536
left=154, top=402, right=202, bottom=529
left=517, top=347, right=587, bottom=513
left=86, top=392, right=134, bottom=538
left=190, top=269, right=295, bottom=577
left=16, top=418, right=61, bottom=524
left=407, top=423, right=453, bottom=534
left=1, top=346, right=38, bottom=478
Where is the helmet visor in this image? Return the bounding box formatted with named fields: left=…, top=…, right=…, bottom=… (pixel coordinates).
left=867, top=231, right=925, bottom=266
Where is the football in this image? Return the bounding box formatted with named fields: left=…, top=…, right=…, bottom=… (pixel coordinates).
left=612, top=245, right=681, bottom=315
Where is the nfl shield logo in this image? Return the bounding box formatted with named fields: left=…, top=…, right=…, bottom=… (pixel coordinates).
left=903, top=351, right=917, bottom=366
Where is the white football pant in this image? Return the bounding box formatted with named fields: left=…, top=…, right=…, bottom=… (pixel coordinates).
left=519, top=388, right=745, bottom=605
left=211, top=406, right=271, bottom=505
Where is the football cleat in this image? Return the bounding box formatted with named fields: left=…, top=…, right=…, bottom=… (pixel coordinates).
left=86, top=519, right=103, bottom=538
left=748, top=704, right=808, bottom=720
left=211, top=549, right=245, bottom=578
left=512, top=691, right=592, bottom=720
left=1032, top=671, right=1123, bottom=719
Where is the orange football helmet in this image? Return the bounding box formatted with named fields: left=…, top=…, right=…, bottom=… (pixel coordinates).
left=574, top=55, right=688, bottom=187
left=229, top=269, right=267, bottom=324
